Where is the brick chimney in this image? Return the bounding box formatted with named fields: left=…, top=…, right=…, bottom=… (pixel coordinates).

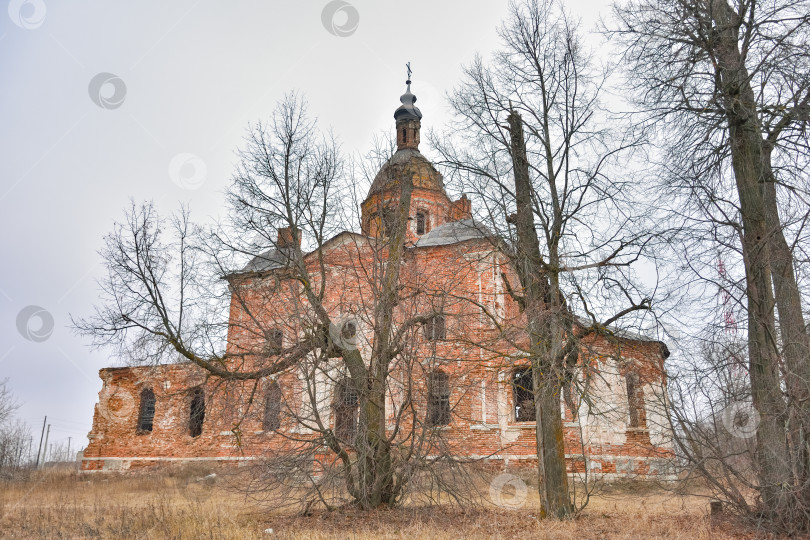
left=277, top=227, right=301, bottom=249
left=452, top=194, right=472, bottom=219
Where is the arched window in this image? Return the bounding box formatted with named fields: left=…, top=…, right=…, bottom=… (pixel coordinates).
left=263, top=381, right=281, bottom=432
left=136, top=388, right=156, bottom=433
left=402, top=127, right=407, bottom=143
left=424, top=315, right=446, bottom=341
left=512, top=368, right=535, bottom=422
left=189, top=387, right=205, bottom=437
left=416, top=211, right=428, bottom=235
left=334, top=378, right=359, bottom=442
left=266, top=328, right=283, bottom=355
left=427, top=370, right=451, bottom=426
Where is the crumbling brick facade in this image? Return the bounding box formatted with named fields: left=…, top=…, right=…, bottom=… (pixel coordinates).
left=82, top=83, right=675, bottom=479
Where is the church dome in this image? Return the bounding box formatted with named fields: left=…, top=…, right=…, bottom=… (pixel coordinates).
left=367, top=148, right=445, bottom=198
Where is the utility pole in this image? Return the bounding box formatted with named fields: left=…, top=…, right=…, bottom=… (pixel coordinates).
left=66, top=437, right=71, bottom=462
left=34, top=416, right=46, bottom=468
left=41, top=424, right=50, bottom=468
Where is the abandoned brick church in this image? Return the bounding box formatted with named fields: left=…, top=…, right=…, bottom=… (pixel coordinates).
left=82, top=81, right=675, bottom=479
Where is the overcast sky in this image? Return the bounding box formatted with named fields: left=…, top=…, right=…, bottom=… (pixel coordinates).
left=0, top=0, right=615, bottom=455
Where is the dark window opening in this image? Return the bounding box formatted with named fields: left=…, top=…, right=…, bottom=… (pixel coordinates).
left=334, top=379, right=359, bottom=442
left=402, top=128, right=407, bottom=143
left=263, top=381, right=281, bottom=431
left=424, top=315, right=446, bottom=341
left=266, top=328, right=284, bottom=355
left=513, top=368, right=535, bottom=422
left=189, top=387, right=205, bottom=437
left=381, top=208, right=397, bottom=236
left=625, top=372, right=643, bottom=428
left=427, top=371, right=451, bottom=426
left=136, top=388, right=156, bottom=433
left=416, top=211, right=428, bottom=235
left=341, top=320, right=357, bottom=340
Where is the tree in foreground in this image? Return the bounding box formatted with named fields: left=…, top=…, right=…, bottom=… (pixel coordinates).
left=611, top=0, right=810, bottom=530
left=433, top=0, right=660, bottom=518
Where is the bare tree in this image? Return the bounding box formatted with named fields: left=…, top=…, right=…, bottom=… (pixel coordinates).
left=76, top=94, right=492, bottom=510
left=432, top=0, right=660, bottom=518
left=610, top=0, right=810, bottom=528
left=0, top=379, right=17, bottom=427
left=0, top=379, right=30, bottom=472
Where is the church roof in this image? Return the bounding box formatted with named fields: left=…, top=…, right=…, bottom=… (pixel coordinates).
left=242, top=248, right=290, bottom=273
left=415, top=218, right=492, bottom=247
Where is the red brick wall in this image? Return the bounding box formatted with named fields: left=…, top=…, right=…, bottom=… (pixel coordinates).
left=83, top=236, right=674, bottom=477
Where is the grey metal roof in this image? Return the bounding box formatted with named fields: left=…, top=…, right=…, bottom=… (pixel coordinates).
left=242, top=249, right=290, bottom=273
left=415, top=218, right=492, bottom=247
left=573, top=314, right=666, bottom=351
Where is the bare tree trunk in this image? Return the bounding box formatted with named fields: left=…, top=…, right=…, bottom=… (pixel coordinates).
left=762, top=148, right=810, bottom=484
left=508, top=109, right=572, bottom=518
left=353, top=169, right=415, bottom=509
left=712, top=0, right=792, bottom=510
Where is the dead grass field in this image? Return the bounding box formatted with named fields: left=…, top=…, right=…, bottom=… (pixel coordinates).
left=0, top=467, right=762, bottom=539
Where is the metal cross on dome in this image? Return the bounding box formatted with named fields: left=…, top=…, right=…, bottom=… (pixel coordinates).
left=406, top=62, right=412, bottom=81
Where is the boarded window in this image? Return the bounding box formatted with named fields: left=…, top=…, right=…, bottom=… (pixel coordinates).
left=189, top=387, right=205, bottom=437
left=263, top=381, right=281, bottom=431
left=513, top=368, right=535, bottom=422
left=427, top=371, right=451, bottom=426
left=266, top=328, right=284, bottom=355
left=424, top=315, right=446, bottom=341
left=625, top=372, right=643, bottom=428
left=136, top=388, right=156, bottom=433
left=416, top=211, right=428, bottom=235
left=334, top=379, right=359, bottom=442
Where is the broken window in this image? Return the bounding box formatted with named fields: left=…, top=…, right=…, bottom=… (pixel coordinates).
left=416, top=211, right=428, bottom=235
left=512, top=368, right=535, bottom=422
left=427, top=370, right=451, bottom=426
left=625, top=372, right=644, bottom=428
left=263, top=381, right=282, bottom=431
left=266, top=327, right=284, bottom=355
left=136, top=388, right=156, bottom=433
left=424, top=315, right=446, bottom=341
left=381, top=209, right=397, bottom=236
left=189, top=387, right=205, bottom=438
left=334, top=378, right=359, bottom=442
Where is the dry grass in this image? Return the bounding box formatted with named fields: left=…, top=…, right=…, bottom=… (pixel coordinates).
left=0, top=466, right=761, bottom=539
